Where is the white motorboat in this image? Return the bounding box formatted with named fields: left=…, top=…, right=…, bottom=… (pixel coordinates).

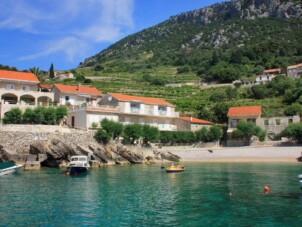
left=0, top=162, right=23, bottom=176
left=66, top=155, right=90, bottom=175
left=298, top=174, right=302, bottom=188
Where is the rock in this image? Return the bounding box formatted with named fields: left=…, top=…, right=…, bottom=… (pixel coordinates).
left=112, top=142, right=144, bottom=164
left=160, top=151, right=181, bottom=162
left=24, top=161, right=41, bottom=170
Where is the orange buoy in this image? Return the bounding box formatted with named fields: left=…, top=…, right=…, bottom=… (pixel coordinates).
left=264, top=186, right=270, bottom=193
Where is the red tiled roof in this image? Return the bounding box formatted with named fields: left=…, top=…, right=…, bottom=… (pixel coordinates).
left=39, top=83, right=52, bottom=89
left=0, top=70, right=39, bottom=83
left=53, top=84, right=103, bottom=96
left=180, top=117, right=213, bottom=125
left=108, top=93, right=174, bottom=107
left=227, top=106, right=262, bottom=117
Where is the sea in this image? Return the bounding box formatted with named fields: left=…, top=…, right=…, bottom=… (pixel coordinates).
left=1, top=163, right=302, bottom=226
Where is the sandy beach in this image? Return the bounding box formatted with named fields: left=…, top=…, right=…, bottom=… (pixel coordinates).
left=160, top=145, right=302, bottom=163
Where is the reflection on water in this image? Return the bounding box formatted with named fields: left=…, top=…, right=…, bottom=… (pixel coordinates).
left=1, top=163, right=302, bottom=226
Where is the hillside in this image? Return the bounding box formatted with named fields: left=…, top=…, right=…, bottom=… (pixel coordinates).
left=79, top=0, right=302, bottom=83
left=68, top=0, right=302, bottom=123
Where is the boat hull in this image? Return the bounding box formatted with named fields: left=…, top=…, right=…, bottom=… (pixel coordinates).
left=165, top=167, right=185, bottom=173
left=166, top=169, right=185, bottom=173
left=0, top=165, right=23, bottom=176
left=67, top=167, right=88, bottom=175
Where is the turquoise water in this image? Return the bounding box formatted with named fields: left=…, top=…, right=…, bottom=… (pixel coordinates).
left=1, top=163, right=302, bottom=226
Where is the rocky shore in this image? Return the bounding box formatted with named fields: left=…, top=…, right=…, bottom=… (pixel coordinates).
left=1, top=125, right=301, bottom=168
left=0, top=126, right=181, bottom=168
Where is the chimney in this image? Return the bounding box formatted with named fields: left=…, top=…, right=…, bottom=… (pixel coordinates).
left=190, top=116, right=192, bottom=122
left=77, top=83, right=81, bottom=91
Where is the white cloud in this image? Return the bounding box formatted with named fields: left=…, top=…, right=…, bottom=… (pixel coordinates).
left=0, top=0, right=134, bottom=61
left=18, top=37, right=89, bottom=62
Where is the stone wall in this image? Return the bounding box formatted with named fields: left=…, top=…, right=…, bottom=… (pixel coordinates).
left=0, top=125, right=96, bottom=153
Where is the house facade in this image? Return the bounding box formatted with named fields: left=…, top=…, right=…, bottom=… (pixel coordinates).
left=68, top=93, right=180, bottom=130
left=99, top=93, right=179, bottom=131
left=0, top=70, right=53, bottom=119
left=175, top=117, right=213, bottom=131
left=255, top=74, right=275, bottom=84
left=227, top=106, right=262, bottom=130
left=287, top=63, right=302, bottom=78
left=227, top=105, right=300, bottom=139
left=66, top=106, right=119, bottom=129
left=52, top=84, right=103, bottom=107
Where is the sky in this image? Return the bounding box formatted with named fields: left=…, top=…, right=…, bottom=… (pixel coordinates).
left=0, top=0, right=225, bottom=71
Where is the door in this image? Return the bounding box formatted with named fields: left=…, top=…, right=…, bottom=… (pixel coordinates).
left=71, top=116, right=75, bottom=127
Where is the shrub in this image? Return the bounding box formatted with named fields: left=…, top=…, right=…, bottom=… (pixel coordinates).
left=141, top=125, right=159, bottom=145
left=279, top=123, right=302, bottom=143
left=2, top=108, right=22, bottom=124
left=94, top=129, right=110, bottom=144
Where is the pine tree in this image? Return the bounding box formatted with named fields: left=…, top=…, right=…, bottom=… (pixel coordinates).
left=49, top=63, right=54, bottom=79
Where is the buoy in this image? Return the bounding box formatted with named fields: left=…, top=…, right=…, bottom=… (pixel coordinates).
left=65, top=172, right=70, bottom=176
left=229, top=192, right=232, bottom=197
left=264, top=186, right=270, bottom=193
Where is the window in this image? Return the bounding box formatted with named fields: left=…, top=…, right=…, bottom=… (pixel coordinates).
left=264, top=119, right=269, bottom=126
left=288, top=119, right=293, bottom=124
left=276, top=119, right=280, bottom=125
left=65, top=96, right=70, bottom=101
left=6, top=84, right=14, bottom=90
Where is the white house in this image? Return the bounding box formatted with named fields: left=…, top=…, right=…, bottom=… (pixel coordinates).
left=52, top=83, right=103, bottom=107
left=0, top=70, right=53, bottom=119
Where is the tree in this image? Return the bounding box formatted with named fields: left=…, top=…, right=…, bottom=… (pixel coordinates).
left=284, top=103, right=302, bottom=116
left=2, top=108, right=22, bottom=124
left=141, top=125, right=159, bottom=145
left=29, top=67, right=43, bottom=81
left=280, top=123, right=302, bottom=143
left=123, top=124, right=142, bottom=144
left=49, top=63, right=55, bottom=79
left=232, top=121, right=266, bottom=141
left=55, top=106, right=67, bottom=124
left=44, top=107, right=56, bottom=125
left=211, top=103, right=230, bottom=123
left=208, top=125, right=223, bottom=141
left=100, top=119, right=123, bottom=140
left=94, top=129, right=110, bottom=144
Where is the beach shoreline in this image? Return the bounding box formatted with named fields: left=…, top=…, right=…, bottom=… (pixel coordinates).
left=157, top=145, right=302, bottom=163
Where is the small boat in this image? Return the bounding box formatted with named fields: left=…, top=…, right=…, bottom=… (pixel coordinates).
left=66, top=155, right=90, bottom=175
left=165, top=163, right=185, bottom=173
left=0, top=162, right=23, bottom=176
left=298, top=174, right=302, bottom=188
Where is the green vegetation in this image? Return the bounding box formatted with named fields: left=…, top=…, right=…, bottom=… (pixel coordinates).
left=49, top=63, right=55, bottom=79
left=279, top=123, right=302, bottom=143
left=2, top=106, right=67, bottom=125
left=232, top=121, right=266, bottom=142
left=160, top=125, right=223, bottom=145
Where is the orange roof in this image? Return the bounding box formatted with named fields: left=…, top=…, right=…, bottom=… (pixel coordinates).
left=263, top=68, right=281, bottom=73
left=227, top=106, right=262, bottom=117
left=39, top=83, right=52, bottom=89
left=0, top=70, right=39, bottom=83
left=87, top=107, right=119, bottom=113
left=287, top=63, right=302, bottom=69
left=108, top=93, right=174, bottom=107
left=53, top=84, right=102, bottom=96
left=180, top=117, right=213, bottom=125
